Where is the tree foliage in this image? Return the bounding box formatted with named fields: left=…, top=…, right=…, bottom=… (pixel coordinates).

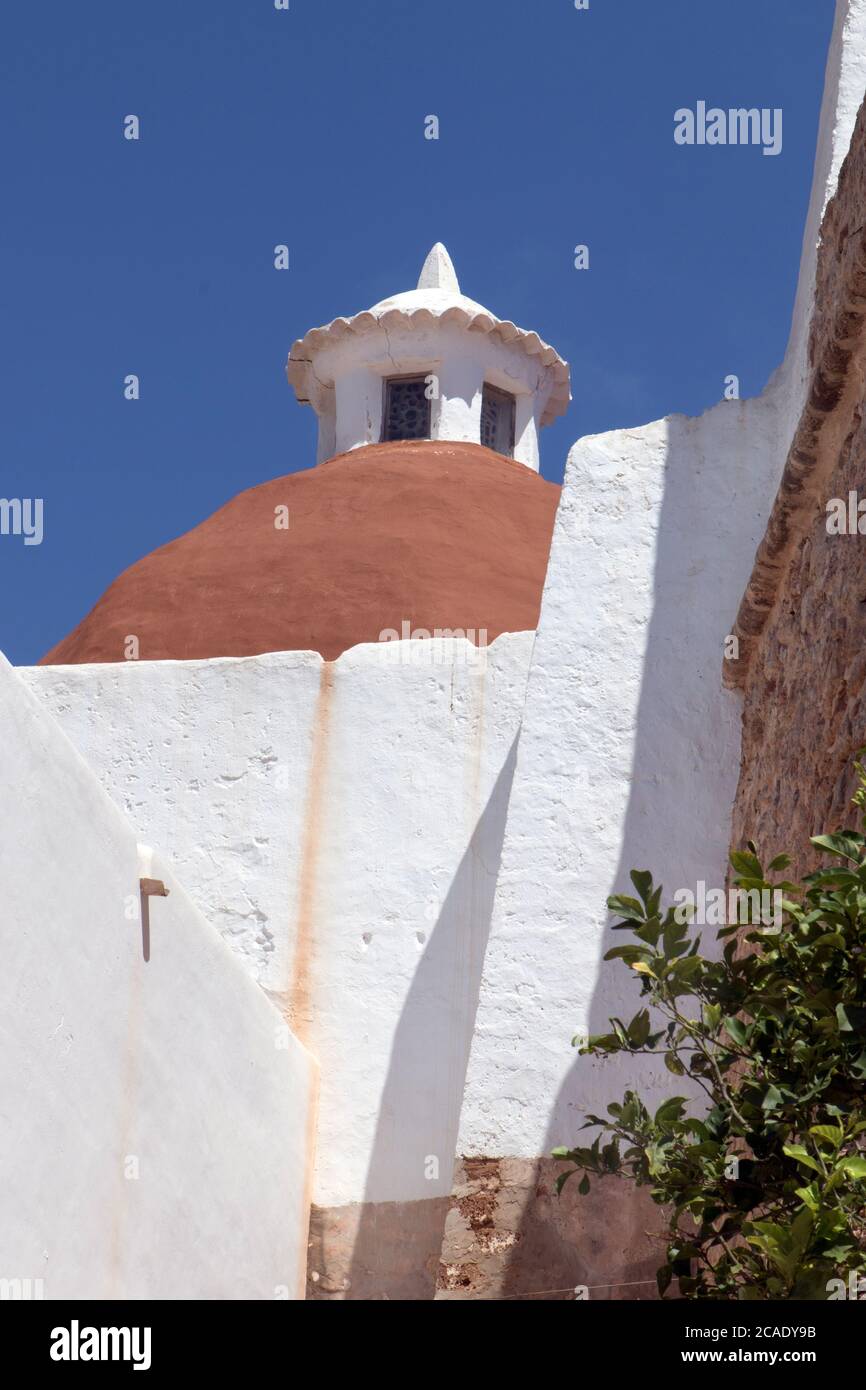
left=554, top=760, right=866, bottom=1299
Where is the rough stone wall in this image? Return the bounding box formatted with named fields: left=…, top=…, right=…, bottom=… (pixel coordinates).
left=731, top=98, right=866, bottom=871
left=436, top=1161, right=661, bottom=1302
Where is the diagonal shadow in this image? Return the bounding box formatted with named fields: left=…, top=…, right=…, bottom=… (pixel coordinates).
left=344, top=735, right=520, bottom=1299
left=498, top=407, right=776, bottom=1298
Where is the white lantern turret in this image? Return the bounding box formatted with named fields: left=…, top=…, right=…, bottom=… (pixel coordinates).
left=286, top=244, right=570, bottom=471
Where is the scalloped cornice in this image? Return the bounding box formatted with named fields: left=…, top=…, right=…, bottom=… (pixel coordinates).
left=286, top=251, right=570, bottom=429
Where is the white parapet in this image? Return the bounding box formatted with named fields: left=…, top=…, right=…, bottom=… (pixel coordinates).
left=23, top=632, right=534, bottom=1212
left=0, top=651, right=316, bottom=1299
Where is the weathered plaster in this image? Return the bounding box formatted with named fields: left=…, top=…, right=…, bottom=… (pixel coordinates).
left=447, top=0, right=866, bottom=1295
left=23, top=634, right=533, bottom=1217
left=0, top=652, right=316, bottom=1299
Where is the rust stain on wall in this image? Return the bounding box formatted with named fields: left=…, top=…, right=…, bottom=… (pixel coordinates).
left=287, top=662, right=335, bottom=1046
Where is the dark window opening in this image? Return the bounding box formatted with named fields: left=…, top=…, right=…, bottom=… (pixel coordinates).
left=383, top=376, right=431, bottom=442
left=481, top=384, right=516, bottom=457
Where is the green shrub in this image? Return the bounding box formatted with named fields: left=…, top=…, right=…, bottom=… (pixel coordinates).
left=554, top=760, right=866, bottom=1299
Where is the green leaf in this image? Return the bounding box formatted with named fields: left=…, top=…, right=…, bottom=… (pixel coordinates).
left=607, top=894, right=645, bottom=921
left=654, top=1096, right=687, bottom=1128
left=630, top=869, right=653, bottom=906
left=578, top=1174, right=591, bottom=1196
left=783, top=1143, right=822, bottom=1175
left=730, top=849, right=764, bottom=879
left=840, top=1157, right=866, bottom=1180
left=810, top=833, right=865, bottom=864
left=603, top=944, right=649, bottom=963
left=724, top=1016, right=748, bottom=1047
left=627, top=1009, right=651, bottom=1046
left=703, top=1003, right=722, bottom=1032
left=809, top=1125, right=843, bottom=1149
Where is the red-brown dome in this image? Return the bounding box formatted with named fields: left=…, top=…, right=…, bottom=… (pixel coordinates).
left=40, top=441, right=560, bottom=666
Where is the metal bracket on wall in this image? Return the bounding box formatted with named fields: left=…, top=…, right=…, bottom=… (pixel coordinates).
left=139, top=878, right=169, bottom=899
left=138, top=874, right=169, bottom=961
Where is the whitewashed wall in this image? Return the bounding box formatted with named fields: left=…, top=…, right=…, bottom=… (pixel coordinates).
left=458, top=403, right=781, bottom=1157
left=24, top=633, right=533, bottom=1209
left=0, top=652, right=316, bottom=1300
left=15, top=3, right=866, bottom=1283
left=457, top=0, right=866, bottom=1162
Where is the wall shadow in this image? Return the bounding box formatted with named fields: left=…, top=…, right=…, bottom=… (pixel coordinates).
left=343, top=735, right=520, bottom=1299
left=499, top=405, right=777, bottom=1298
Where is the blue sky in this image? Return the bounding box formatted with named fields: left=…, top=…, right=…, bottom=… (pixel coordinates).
left=0, top=0, right=834, bottom=665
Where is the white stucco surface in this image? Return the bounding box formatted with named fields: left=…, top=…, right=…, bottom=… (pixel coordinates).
left=24, top=650, right=326, bottom=985
left=458, top=0, right=866, bottom=1161
left=0, top=651, right=316, bottom=1299
left=457, top=403, right=781, bottom=1157
left=13, top=8, right=865, bottom=1265
left=24, top=633, right=534, bottom=1208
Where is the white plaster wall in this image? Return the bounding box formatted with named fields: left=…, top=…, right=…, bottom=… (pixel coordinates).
left=458, top=0, right=866, bottom=1162
left=25, top=650, right=325, bottom=984
left=458, top=402, right=782, bottom=1156
left=24, top=633, right=534, bottom=1208
left=17, top=8, right=862, bottom=1248
left=0, top=652, right=316, bottom=1299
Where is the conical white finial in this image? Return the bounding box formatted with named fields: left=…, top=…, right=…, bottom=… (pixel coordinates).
left=417, top=243, right=460, bottom=293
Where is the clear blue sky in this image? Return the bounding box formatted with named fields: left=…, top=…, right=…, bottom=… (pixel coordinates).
left=0, top=0, right=834, bottom=665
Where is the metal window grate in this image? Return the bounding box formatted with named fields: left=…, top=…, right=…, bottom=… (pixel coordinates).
left=383, top=376, right=431, bottom=442
left=480, top=385, right=516, bottom=457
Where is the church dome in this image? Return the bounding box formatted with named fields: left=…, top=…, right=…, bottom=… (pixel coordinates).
left=40, top=442, right=559, bottom=666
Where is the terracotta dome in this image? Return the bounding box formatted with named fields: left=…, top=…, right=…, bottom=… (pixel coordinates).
left=41, top=442, right=560, bottom=666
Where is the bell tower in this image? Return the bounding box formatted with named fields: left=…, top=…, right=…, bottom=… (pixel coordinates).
left=286, top=244, right=570, bottom=470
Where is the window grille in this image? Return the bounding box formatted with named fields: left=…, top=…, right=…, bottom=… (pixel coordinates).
left=383, top=376, right=431, bottom=442
left=480, top=385, right=516, bottom=457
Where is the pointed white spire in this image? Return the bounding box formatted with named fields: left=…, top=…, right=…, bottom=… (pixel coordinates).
left=416, top=243, right=460, bottom=294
